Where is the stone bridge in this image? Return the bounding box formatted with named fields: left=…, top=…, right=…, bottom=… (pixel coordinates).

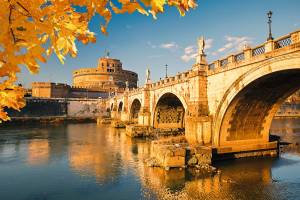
left=106, top=29, right=300, bottom=155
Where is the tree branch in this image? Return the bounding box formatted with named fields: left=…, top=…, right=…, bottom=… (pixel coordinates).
left=16, top=1, right=31, bottom=17
left=9, top=5, right=17, bottom=44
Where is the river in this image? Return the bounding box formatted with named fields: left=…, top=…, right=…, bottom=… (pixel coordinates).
left=0, top=119, right=299, bottom=200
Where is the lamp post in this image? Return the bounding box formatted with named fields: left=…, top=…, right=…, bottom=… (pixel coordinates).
left=165, top=64, right=168, bottom=78
left=267, top=11, right=273, bottom=41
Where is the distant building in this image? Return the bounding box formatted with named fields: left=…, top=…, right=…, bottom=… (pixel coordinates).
left=31, top=55, right=138, bottom=99
left=31, top=82, right=109, bottom=99
left=31, top=82, right=70, bottom=98
left=73, top=56, right=138, bottom=92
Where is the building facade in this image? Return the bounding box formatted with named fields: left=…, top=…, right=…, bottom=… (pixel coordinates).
left=31, top=82, right=70, bottom=98
left=31, top=82, right=109, bottom=99
left=73, top=57, right=138, bottom=92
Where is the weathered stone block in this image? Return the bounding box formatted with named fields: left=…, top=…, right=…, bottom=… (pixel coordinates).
left=125, top=125, right=151, bottom=137
left=149, top=137, right=188, bottom=169
left=111, top=120, right=126, bottom=128
left=174, top=148, right=186, bottom=157
left=163, top=156, right=185, bottom=168
left=187, top=156, right=198, bottom=166
left=193, top=146, right=212, bottom=165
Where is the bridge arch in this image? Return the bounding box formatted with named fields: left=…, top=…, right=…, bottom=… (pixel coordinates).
left=129, top=99, right=141, bottom=123
left=214, top=55, right=300, bottom=147
left=153, top=92, right=186, bottom=129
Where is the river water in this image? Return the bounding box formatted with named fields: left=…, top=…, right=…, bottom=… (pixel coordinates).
left=0, top=119, right=299, bottom=200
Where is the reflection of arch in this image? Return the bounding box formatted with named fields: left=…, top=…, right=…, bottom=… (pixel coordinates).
left=130, top=99, right=141, bottom=123
left=118, top=101, right=123, bottom=113
left=214, top=62, right=300, bottom=147
left=153, top=93, right=185, bottom=129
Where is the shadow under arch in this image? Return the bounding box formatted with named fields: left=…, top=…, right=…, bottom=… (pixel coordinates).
left=153, top=92, right=185, bottom=129
left=118, top=101, right=123, bottom=113
left=129, top=99, right=141, bottom=123
left=216, top=69, right=300, bottom=147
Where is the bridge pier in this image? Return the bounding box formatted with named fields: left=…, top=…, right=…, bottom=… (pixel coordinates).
left=138, top=111, right=151, bottom=126
left=185, top=67, right=212, bottom=145
left=120, top=112, right=130, bottom=122
left=185, top=116, right=212, bottom=145
left=111, top=110, right=118, bottom=119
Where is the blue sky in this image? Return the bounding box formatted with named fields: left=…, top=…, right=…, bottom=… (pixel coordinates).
left=19, top=0, right=300, bottom=87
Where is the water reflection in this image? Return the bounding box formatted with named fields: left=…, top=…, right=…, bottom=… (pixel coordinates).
left=138, top=158, right=278, bottom=199
left=27, top=139, right=49, bottom=165
left=68, top=125, right=124, bottom=183
left=0, top=120, right=299, bottom=200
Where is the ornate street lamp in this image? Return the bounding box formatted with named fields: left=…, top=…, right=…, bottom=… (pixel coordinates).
left=165, top=64, right=168, bottom=78
left=267, top=11, right=273, bottom=41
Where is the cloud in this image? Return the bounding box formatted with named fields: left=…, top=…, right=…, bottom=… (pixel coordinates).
left=181, top=46, right=197, bottom=62
left=147, top=41, right=179, bottom=51
left=213, top=36, right=253, bottom=56
left=181, top=38, right=214, bottom=62
left=160, top=42, right=178, bottom=49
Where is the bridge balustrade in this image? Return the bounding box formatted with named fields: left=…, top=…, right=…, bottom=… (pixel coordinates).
left=208, top=63, right=215, bottom=70
left=274, top=36, right=292, bottom=49
left=252, top=45, right=265, bottom=56
left=220, top=59, right=228, bottom=67
left=234, top=52, right=245, bottom=62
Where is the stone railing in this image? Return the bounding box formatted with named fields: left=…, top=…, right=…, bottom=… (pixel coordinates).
left=207, top=29, right=300, bottom=75
left=234, top=52, right=245, bottom=62
left=150, top=70, right=191, bottom=89
left=252, top=45, right=265, bottom=56
left=274, top=35, right=292, bottom=49
left=128, top=87, right=143, bottom=95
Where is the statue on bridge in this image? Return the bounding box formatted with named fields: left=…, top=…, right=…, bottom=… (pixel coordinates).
left=198, top=36, right=205, bottom=55
left=195, top=36, right=207, bottom=65
left=145, top=67, right=151, bottom=84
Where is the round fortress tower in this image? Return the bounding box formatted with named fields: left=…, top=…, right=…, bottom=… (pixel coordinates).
left=73, top=56, right=138, bottom=92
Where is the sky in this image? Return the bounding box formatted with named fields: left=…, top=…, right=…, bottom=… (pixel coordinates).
left=19, top=0, right=300, bottom=88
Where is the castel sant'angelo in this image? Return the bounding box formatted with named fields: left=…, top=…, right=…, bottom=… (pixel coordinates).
left=31, top=54, right=138, bottom=98
left=73, top=54, right=138, bottom=91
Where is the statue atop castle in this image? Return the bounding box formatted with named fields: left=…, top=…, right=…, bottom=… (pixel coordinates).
left=104, top=49, right=110, bottom=58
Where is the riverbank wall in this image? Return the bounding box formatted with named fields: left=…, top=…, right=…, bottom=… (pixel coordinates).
left=3, top=97, right=108, bottom=125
